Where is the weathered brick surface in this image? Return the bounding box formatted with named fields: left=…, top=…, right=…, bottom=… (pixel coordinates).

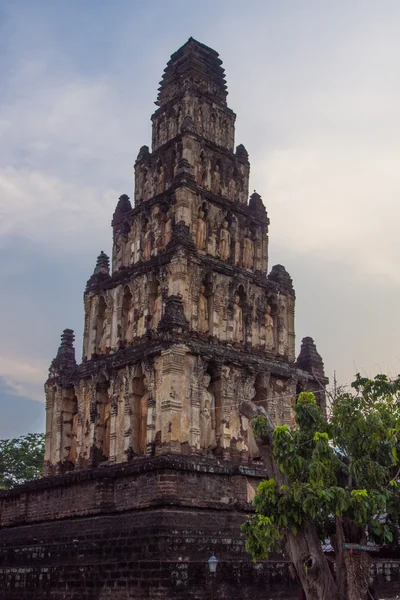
left=0, top=457, right=300, bottom=599
left=1, top=458, right=400, bottom=598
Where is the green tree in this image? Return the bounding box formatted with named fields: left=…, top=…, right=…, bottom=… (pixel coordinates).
left=0, top=433, right=45, bottom=489
left=240, top=374, right=400, bottom=600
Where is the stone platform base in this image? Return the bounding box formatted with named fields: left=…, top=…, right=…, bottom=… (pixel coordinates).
left=1, top=455, right=399, bottom=599
left=0, top=455, right=299, bottom=599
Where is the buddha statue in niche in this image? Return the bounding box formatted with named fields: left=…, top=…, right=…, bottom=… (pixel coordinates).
left=243, top=229, right=254, bottom=269
left=196, top=208, right=207, bottom=250
left=218, top=220, right=231, bottom=261
left=233, top=293, right=243, bottom=342
left=198, top=284, right=209, bottom=333
left=142, top=221, right=152, bottom=261
left=151, top=284, right=163, bottom=329
left=265, top=305, right=275, bottom=352
left=200, top=374, right=216, bottom=451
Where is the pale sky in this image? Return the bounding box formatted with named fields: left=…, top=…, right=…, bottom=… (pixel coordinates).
left=1, top=1, right=399, bottom=437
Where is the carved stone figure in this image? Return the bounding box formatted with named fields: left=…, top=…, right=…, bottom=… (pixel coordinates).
left=197, top=153, right=207, bottom=187
left=196, top=107, right=203, bottom=133
left=198, top=285, right=209, bottom=333
left=243, top=230, right=254, bottom=269
left=196, top=209, right=207, bottom=250
left=228, top=176, right=237, bottom=200
left=142, top=221, right=152, bottom=261
left=233, top=293, right=243, bottom=342
left=265, top=305, right=274, bottom=352
left=212, top=164, right=221, bottom=194
left=126, top=306, right=135, bottom=343
left=152, top=206, right=162, bottom=251
left=210, top=114, right=216, bottom=138
left=68, top=412, right=79, bottom=463
left=277, top=298, right=288, bottom=357
left=151, top=285, right=163, bottom=329
left=200, top=374, right=216, bottom=450
left=219, top=220, right=231, bottom=261
left=99, top=318, right=107, bottom=353
left=163, top=210, right=172, bottom=246
left=156, top=164, right=165, bottom=194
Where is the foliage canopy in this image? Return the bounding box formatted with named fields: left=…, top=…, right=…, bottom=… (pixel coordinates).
left=242, top=374, right=400, bottom=560
left=0, top=433, right=45, bottom=489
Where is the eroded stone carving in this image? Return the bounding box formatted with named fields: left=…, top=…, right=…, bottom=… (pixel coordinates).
left=196, top=208, right=207, bottom=250
left=200, top=374, right=216, bottom=451
left=218, top=220, right=231, bottom=261
left=265, top=305, right=274, bottom=352
left=243, top=229, right=254, bottom=269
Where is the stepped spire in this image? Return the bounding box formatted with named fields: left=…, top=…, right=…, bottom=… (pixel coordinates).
left=157, top=37, right=228, bottom=107
left=113, top=194, right=132, bottom=223
left=93, top=251, right=110, bottom=276
left=296, top=337, right=326, bottom=379
left=49, top=329, right=77, bottom=378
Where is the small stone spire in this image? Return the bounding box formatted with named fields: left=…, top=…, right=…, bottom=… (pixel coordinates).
left=166, top=220, right=196, bottom=252
left=113, top=194, right=132, bottom=222
left=180, top=115, right=196, bottom=134
left=175, top=157, right=195, bottom=181
left=49, top=329, right=77, bottom=378
left=86, top=251, right=110, bottom=291
left=296, top=337, right=325, bottom=379
left=268, top=264, right=294, bottom=294
left=136, top=145, right=150, bottom=161
left=296, top=337, right=328, bottom=417
left=93, top=251, right=110, bottom=276
left=249, top=190, right=266, bottom=215
left=158, top=295, right=189, bottom=333
left=157, top=37, right=228, bottom=107
left=235, top=144, right=249, bottom=162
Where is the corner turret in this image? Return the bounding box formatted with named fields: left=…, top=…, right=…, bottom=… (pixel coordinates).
left=296, top=337, right=329, bottom=416
left=48, top=329, right=77, bottom=379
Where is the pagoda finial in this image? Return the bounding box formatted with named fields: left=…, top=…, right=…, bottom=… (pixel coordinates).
left=93, top=251, right=110, bottom=276
left=157, top=38, right=227, bottom=107
left=235, top=144, right=249, bottom=163
left=113, top=194, right=132, bottom=222
left=158, top=295, right=189, bottom=333
left=296, top=337, right=325, bottom=379
left=249, top=191, right=265, bottom=214
left=268, top=264, right=294, bottom=294
left=48, top=329, right=77, bottom=378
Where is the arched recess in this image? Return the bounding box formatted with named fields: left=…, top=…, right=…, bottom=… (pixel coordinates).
left=96, top=296, right=107, bottom=354
left=130, top=365, right=148, bottom=455
left=96, top=377, right=111, bottom=462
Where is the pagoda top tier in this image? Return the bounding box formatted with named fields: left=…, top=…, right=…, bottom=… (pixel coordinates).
left=156, top=37, right=228, bottom=108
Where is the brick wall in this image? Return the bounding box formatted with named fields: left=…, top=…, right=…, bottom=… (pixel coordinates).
left=0, top=456, right=399, bottom=599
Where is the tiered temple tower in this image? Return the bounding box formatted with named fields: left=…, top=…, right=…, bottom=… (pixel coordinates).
left=3, top=41, right=398, bottom=600
left=44, top=37, right=327, bottom=476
